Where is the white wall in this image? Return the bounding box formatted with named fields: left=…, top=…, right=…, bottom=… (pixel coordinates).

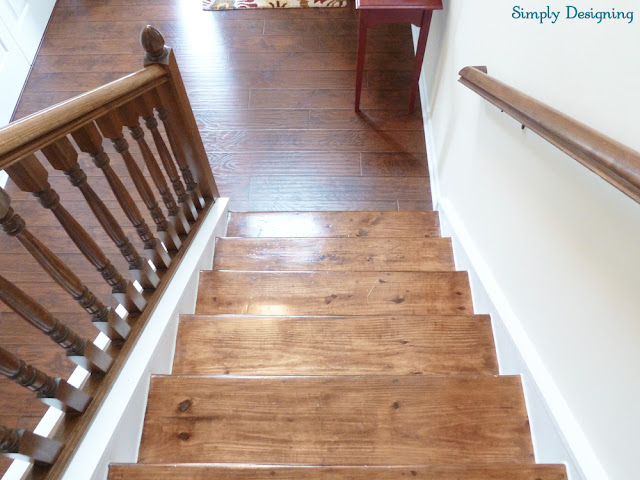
left=419, top=1, right=640, bottom=479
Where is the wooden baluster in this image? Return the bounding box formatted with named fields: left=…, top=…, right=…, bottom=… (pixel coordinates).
left=0, top=274, right=113, bottom=373
left=0, top=425, right=62, bottom=466
left=41, top=138, right=160, bottom=291
left=0, top=346, right=91, bottom=413
left=0, top=187, right=130, bottom=341
left=136, top=93, right=198, bottom=222
left=95, top=111, right=182, bottom=252
left=118, top=102, right=190, bottom=236
left=141, top=25, right=217, bottom=208
left=152, top=84, right=205, bottom=210
left=71, top=124, right=172, bottom=270
left=5, top=155, right=146, bottom=314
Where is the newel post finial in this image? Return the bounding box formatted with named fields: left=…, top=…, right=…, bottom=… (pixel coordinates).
left=140, top=25, right=170, bottom=66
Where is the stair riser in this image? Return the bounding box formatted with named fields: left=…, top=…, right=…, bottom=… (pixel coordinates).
left=196, top=271, right=473, bottom=316
left=139, top=376, right=534, bottom=466
left=213, top=237, right=455, bottom=272
left=227, top=211, right=441, bottom=238
left=109, top=464, right=568, bottom=480
left=173, top=315, right=498, bottom=376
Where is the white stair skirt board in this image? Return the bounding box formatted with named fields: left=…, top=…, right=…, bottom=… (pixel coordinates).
left=412, top=25, right=596, bottom=480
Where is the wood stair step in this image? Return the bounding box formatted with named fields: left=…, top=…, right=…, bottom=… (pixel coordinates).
left=226, top=211, right=441, bottom=238
left=109, top=463, right=568, bottom=479
left=138, top=375, right=534, bottom=465
left=173, top=314, right=498, bottom=376
left=213, top=237, right=455, bottom=272
left=196, top=271, right=473, bottom=316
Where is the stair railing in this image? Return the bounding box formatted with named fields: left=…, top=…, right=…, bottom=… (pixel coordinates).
left=0, top=26, right=218, bottom=478
left=459, top=66, right=640, bottom=204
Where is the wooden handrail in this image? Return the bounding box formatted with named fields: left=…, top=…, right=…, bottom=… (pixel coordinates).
left=0, top=25, right=219, bottom=475
left=459, top=66, right=640, bottom=204
left=0, top=65, right=167, bottom=170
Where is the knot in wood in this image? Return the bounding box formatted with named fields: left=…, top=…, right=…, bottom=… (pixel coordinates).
left=0, top=426, right=21, bottom=453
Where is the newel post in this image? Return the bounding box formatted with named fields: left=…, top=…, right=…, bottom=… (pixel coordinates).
left=140, top=25, right=219, bottom=201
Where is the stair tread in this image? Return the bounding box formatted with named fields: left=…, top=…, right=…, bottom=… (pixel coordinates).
left=196, top=271, right=473, bottom=316
left=213, top=237, right=455, bottom=272
left=174, top=314, right=498, bottom=376
left=109, top=463, right=568, bottom=479
left=139, top=375, right=534, bottom=466
left=227, top=211, right=441, bottom=238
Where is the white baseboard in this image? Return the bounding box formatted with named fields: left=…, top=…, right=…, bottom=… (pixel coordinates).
left=439, top=202, right=592, bottom=480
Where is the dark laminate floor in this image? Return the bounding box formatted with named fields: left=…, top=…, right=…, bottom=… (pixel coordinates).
left=0, top=0, right=429, bottom=474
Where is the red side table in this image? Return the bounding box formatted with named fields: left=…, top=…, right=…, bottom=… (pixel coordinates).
left=355, top=0, right=443, bottom=113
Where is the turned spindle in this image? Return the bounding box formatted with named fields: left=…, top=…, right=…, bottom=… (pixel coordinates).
left=136, top=93, right=198, bottom=222
left=95, top=111, right=182, bottom=252
left=0, top=346, right=91, bottom=413
left=0, top=425, right=63, bottom=466
left=0, top=274, right=113, bottom=373
left=0, top=187, right=130, bottom=341
left=118, top=101, right=190, bottom=236
left=152, top=84, right=206, bottom=209
left=41, top=137, right=160, bottom=290
left=141, top=25, right=214, bottom=207
left=71, top=123, right=172, bottom=270
left=5, top=155, right=146, bottom=314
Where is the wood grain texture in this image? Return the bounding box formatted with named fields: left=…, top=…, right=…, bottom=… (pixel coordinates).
left=139, top=375, right=534, bottom=465
left=309, top=109, right=424, bottom=131
left=1, top=0, right=433, bottom=472
left=173, top=314, right=497, bottom=376
left=201, top=130, right=425, bottom=153
left=207, top=152, right=361, bottom=176
left=195, top=271, right=472, bottom=316
left=248, top=89, right=421, bottom=110
left=227, top=211, right=440, bottom=238
left=213, top=237, right=455, bottom=272
left=108, top=464, right=568, bottom=480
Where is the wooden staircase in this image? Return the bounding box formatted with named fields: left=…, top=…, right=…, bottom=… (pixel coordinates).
left=108, top=211, right=567, bottom=479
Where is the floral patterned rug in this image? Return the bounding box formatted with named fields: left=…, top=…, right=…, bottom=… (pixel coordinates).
left=203, top=0, right=346, bottom=9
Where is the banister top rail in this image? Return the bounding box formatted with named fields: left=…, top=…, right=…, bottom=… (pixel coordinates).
left=0, top=64, right=167, bottom=170
left=459, top=66, right=640, bottom=204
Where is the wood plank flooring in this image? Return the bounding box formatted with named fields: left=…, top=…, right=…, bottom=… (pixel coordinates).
left=0, top=0, right=430, bottom=474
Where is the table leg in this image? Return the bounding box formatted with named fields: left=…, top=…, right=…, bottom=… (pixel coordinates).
left=408, top=10, right=433, bottom=113
left=355, top=10, right=369, bottom=113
